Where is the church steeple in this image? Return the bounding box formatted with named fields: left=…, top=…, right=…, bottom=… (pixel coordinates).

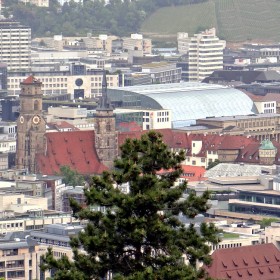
left=97, top=71, right=113, bottom=111
left=16, top=75, right=46, bottom=173
left=94, top=71, right=117, bottom=169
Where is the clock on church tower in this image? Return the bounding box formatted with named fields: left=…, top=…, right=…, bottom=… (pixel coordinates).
left=16, top=76, right=46, bottom=173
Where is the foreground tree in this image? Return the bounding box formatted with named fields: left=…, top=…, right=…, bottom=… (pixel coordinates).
left=41, top=131, right=219, bottom=279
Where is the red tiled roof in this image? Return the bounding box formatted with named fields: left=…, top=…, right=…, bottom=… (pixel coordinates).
left=205, top=243, right=280, bottom=280
left=118, top=129, right=191, bottom=150
left=157, top=165, right=206, bottom=182
left=36, top=130, right=108, bottom=175
left=181, top=165, right=206, bottom=181
left=20, top=75, right=41, bottom=85
left=236, top=140, right=280, bottom=164
left=244, top=90, right=280, bottom=102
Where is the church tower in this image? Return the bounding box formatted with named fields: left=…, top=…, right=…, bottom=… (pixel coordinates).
left=16, top=76, right=46, bottom=173
left=94, top=71, right=118, bottom=169
left=259, top=139, right=277, bottom=165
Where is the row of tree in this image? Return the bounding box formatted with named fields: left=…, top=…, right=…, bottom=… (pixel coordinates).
left=5, top=0, right=208, bottom=37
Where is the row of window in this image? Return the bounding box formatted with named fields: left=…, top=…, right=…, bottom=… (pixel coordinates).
left=264, top=103, right=275, bottom=108
left=157, top=118, right=169, bottom=123
left=157, top=111, right=169, bottom=117
left=212, top=243, right=242, bottom=250
left=0, top=222, right=23, bottom=229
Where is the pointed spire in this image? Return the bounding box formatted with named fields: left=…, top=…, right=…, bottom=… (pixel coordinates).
left=97, top=70, right=113, bottom=111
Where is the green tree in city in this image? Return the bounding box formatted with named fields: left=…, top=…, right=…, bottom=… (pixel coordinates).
left=41, top=131, right=219, bottom=279
left=207, top=159, right=220, bottom=170
left=59, top=165, right=84, bottom=187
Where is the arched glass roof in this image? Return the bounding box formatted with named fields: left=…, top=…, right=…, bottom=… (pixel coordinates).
left=109, top=82, right=257, bottom=128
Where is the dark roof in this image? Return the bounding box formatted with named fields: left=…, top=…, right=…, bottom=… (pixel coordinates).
left=203, top=70, right=280, bottom=84
left=205, top=243, right=280, bottom=280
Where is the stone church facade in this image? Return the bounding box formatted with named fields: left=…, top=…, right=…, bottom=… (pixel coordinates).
left=16, top=76, right=46, bottom=173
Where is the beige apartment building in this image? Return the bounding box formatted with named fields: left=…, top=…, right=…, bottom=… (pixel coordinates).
left=188, top=28, right=225, bottom=82
left=0, top=210, right=77, bottom=235
left=0, top=20, right=31, bottom=71
left=196, top=113, right=280, bottom=142
left=0, top=239, right=41, bottom=280
left=123, top=34, right=152, bottom=54
left=7, top=71, right=119, bottom=98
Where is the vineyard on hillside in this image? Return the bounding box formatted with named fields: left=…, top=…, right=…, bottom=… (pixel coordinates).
left=141, top=0, right=280, bottom=42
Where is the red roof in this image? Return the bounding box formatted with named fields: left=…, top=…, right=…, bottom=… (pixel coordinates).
left=244, top=90, right=280, bottom=102
left=36, top=130, right=108, bottom=175
left=20, top=75, right=41, bottom=85
left=157, top=165, right=206, bottom=182
left=205, top=243, right=280, bottom=280
left=181, top=165, right=206, bottom=181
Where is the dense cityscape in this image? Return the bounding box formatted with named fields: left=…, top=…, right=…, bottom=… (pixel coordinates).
left=0, top=0, right=280, bottom=279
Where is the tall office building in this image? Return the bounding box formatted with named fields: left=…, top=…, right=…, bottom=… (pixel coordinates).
left=188, top=28, right=225, bottom=82
left=0, top=20, right=31, bottom=71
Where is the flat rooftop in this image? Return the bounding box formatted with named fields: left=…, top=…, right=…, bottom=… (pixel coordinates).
left=198, top=113, right=280, bottom=122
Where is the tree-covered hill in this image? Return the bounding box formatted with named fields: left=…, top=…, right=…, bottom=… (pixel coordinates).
left=4, top=0, right=207, bottom=37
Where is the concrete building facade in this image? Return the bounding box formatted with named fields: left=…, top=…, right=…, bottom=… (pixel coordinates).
left=0, top=20, right=31, bottom=71
left=123, top=34, right=152, bottom=54
left=188, top=28, right=225, bottom=82
left=7, top=69, right=119, bottom=98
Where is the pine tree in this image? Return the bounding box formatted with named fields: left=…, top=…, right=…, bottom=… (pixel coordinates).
left=41, top=131, right=219, bottom=280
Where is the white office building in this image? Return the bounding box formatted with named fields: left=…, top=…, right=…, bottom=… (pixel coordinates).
left=188, top=28, right=225, bottom=82
left=0, top=20, right=31, bottom=71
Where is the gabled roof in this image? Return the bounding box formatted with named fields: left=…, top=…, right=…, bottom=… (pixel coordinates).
left=205, top=243, right=280, bottom=280
left=36, top=131, right=108, bottom=175
left=244, top=91, right=280, bottom=102
left=236, top=140, right=280, bottom=164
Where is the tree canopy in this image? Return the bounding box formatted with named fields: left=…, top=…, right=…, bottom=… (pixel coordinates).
left=41, top=131, right=219, bottom=279
left=59, top=165, right=85, bottom=187
left=5, top=0, right=208, bottom=37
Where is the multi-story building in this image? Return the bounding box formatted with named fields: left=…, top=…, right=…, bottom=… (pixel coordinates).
left=0, top=210, right=78, bottom=235
left=7, top=67, right=119, bottom=98
left=19, top=0, right=49, bottom=7
left=47, top=106, right=95, bottom=131
left=0, top=20, right=31, bottom=71
left=188, top=28, right=225, bottom=82
left=115, top=108, right=172, bottom=130
left=123, top=34, right=152, bottom=54
left=141, top=62, right=181, bottom=84
left=0, top=237, right=41, bottom=280
left=196, top=113, right=280, bottom=142
left=177, top=32, right=191, bottom=54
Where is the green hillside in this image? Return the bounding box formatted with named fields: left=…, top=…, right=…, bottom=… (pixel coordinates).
left=141, top=0, right=280, bottom=42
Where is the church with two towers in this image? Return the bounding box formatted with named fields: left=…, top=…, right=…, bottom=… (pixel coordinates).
left=16, top=73, right=118, bottom=175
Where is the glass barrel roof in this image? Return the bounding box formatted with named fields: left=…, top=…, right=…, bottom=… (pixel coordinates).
left=109, top=82, right=257, bottom=128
